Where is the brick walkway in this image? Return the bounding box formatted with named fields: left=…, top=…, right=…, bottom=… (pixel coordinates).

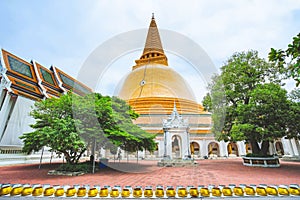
left=0, top=158, right=299, bottom=187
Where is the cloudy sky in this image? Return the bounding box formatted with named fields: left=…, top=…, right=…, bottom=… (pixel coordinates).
left=1, top=0, right=299, bottom=102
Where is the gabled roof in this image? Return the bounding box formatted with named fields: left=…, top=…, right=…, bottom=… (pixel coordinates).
left=0, top=49, right=92, bottom=100
left=1, top=49, right=43, bottom=100
left=52, top=66, right=92, bottom=96
left=33, top=61, right=63, bottom=98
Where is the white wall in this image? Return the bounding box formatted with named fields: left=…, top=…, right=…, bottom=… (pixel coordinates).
left=0, top=96, right=35, bottom=147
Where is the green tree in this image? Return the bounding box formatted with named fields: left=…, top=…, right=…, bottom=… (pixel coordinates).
left=286, top=88, right=300, bottom=140
left=207, top=50, right=288, bottom=156
left=20, top=92, right=156, bottom=164
left=202, top=93, right=212, bottom=112
left=269, top=33, right=300, bottom=86
left=289, top=88, right=300, bottom=102
left=232, top=83, right=289, bottom=155
left=20, top=93, right=86, bottom=164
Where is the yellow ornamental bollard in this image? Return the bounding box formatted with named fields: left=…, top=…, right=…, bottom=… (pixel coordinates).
left=244, top=186, right=255, bottom=196
left=211, top=187, right=222, bottom=197
left=233, top=187, right=244, bottom=196
left=278, top=186, right=289, bottom=196
left=144, top=188, right=153, bottom=198
left=0, top=185, right=12, bottom=196
left=166, top=187, right=176, bottom=198
left=44, top=187, right=55, bottom=196
left=54, top=187, right=65, bottom=197
left=89, top=188, right=99, bottom=197
left=155, top=188, right=164, bottom=198
left=77, top=187, right=86, bottom=197
left=222, top=187, right=233, bottom=196
left=256, top=186, right=267, bottom=196
left=99, top=187, right=108, bottom=197
left=200, top=187, right=210, bottom=197
left=32, top=186, right=43, bottom=196
left=177, top=187, right=188, bottom=198
left=121, top=188, right=131, bottom=198
left=133, top=187, right=143, bottom=198
left=66, top=187, right=76, bottom=197
left=21, top=186, right=33, bottom=196
left=266, top=186, right=278, bottom=196
left=289, top=187, right=300, bottom=196
left=189, top=187, right=199, bottom=198
left=10, top=186, right=23, bottom=196
left=110, top=188, right=119, bottom=198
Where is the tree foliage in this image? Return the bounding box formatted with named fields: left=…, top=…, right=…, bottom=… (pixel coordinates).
left=20, top=92, right=156, bottom=164
left=202, top=93, right=212, bottom=112
left=20, top=93, right=86, bottom=164
left=206, top=50, right=291, bottom=156
left=286, top=88, right=300, bottom=140
left=269, top=33, right=300, bottom=86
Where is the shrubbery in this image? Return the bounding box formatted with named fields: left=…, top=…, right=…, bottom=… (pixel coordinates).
left=56, top=163, right=93, bottom=173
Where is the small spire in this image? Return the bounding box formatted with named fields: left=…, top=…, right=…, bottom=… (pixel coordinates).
left=152, top=13, right=155, bottom=19
left=170, top=100, right=180, bottom=119
left=173, top=101, right=177, bottom=112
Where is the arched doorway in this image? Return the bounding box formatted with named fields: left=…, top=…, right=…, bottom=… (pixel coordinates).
left=275, top=141, right=284, bottom=157
left=172, top=135, right=181, bottom=158
left=190, top=142, right=200, bottom=157
left=227, top=142, right=239, bottom=156
left=208, top=142, right=220, bottom=157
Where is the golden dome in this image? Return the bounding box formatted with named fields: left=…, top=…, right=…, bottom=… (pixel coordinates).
left=118, top=64, right=196, bottom=101
left=117, top=15, right=204, bottom=115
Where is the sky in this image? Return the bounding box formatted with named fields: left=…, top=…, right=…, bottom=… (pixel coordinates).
left=0, top=0, right=299, bottom=102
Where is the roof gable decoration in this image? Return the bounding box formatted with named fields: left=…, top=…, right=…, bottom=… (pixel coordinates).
left=32, top=61, right=62, bottom=98
left=0, top=49, right=44, bottom=100
left=50, top=66, right=67, bottom=95
left=0, top=53, right=4, bottom=74
left=163, top=102, right=189, bottom=129
left=51, top=66, right=92, bottom=96
left=0, top=51, right=12, bottom=92
left=0, top=74, right=12, bottom=93
left=1, top=49, right=38, bottom=83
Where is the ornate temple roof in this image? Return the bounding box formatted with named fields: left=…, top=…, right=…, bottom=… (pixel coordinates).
left=0, top=49, right=92, bottom=100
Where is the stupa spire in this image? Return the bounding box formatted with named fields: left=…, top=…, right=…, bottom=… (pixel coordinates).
left=143, top=13, right=164, bottom=55
left=133, top=14, right=168, bottom=70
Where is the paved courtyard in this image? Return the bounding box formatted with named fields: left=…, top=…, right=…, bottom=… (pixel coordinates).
left=0, top=158, right=299, bottom=188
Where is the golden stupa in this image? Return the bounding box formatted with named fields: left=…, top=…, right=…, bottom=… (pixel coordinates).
left=118, top=15, right=211, bottom=135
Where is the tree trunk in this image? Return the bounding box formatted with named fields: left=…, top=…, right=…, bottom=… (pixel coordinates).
left=260, top=141, right=270, bottom=156
left=250, top=140, right=260, bottom=155
left=64, top=152, right=71, bottom=164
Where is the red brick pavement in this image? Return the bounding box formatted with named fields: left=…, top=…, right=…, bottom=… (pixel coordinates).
left=0, top=158, right=299, bottom=187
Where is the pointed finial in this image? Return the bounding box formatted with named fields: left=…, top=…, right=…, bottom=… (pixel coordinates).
left=152, top=13, right=155, bottom=19
left=173, top=101, right=177, bottom=112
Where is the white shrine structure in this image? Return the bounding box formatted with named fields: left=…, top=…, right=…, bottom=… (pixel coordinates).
left=162, top=103, right=191, bottom=159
